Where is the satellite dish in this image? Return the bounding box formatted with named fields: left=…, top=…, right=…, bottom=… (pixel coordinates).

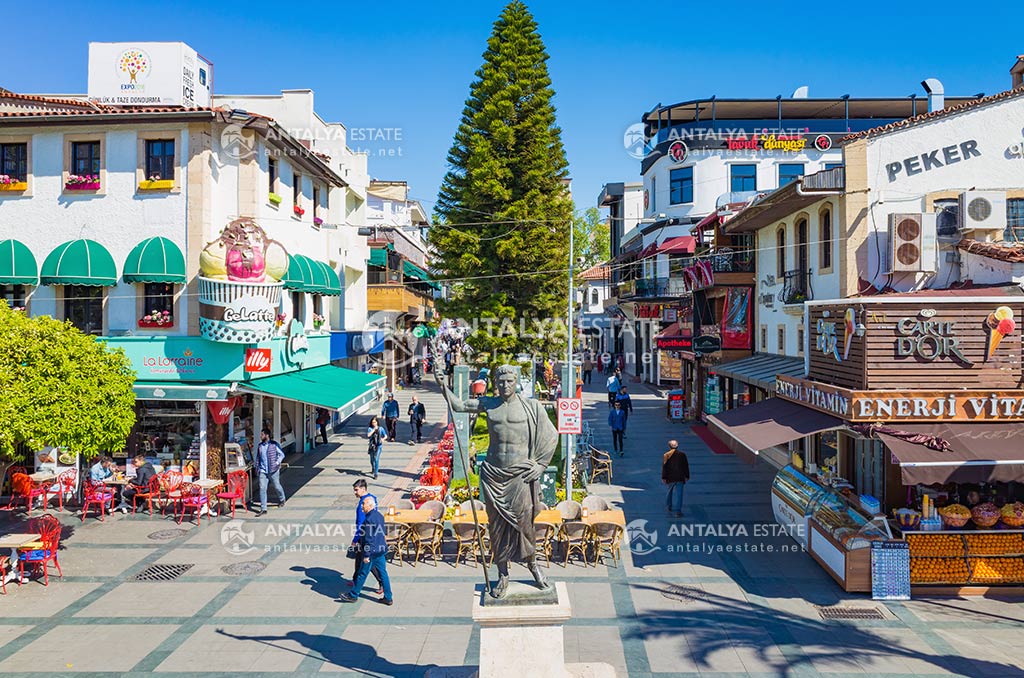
left=791, top=86, right=809, bottom=99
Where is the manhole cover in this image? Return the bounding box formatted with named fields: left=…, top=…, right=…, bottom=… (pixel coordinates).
left=660, top=584, right=705, bottom=602
left=222, top=561, right=267, bottom=576
left=817, top=606, right=885, bottom=620
left=134, top=564, right=194, bottom=582
left=147, top=529, right=190, bottom=541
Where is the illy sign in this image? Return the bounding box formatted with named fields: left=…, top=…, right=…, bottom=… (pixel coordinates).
left=245, top=348, right=272, bottom=373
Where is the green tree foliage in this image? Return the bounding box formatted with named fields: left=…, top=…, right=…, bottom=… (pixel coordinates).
left=431, top=1, right=573, bottom=361
left=573, top=207, right=611, bottom=270
left=0, top=304, right=136, bottom=472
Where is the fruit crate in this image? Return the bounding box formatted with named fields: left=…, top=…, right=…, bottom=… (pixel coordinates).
left=909, top=555, right=971, bottom=585
left=906, top=533, right=966, bottom=558
left=967, top=556, right=1024, bottom=584
left=964, top=533, right=1024, bottom=557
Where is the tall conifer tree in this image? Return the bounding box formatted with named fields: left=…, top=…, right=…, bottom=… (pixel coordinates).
left=431, top=1, right=573, bottom=360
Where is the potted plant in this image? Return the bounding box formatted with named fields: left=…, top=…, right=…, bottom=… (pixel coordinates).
left=268, top=192, right=283, bottom=205
left=312, top=312, right=325, bottom=331
left=293, top=204, right=305, bottom=217
left=138, top=174, right=175, bottom=191
left=138, top=310, right=173, bottom=328
left=313, top=217, right=324, bottom=227
left=0, top=174, right=27, bottom=192
left=66, top=174, right=101, bottom=190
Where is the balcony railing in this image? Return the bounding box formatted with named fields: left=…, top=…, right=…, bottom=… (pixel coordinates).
left=782, top=268, right=811, bottom=304
left=707, top=248, right=755, bottom=273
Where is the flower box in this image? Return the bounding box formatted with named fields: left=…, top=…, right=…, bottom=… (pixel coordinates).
left=268, top=192, right=283, bottom=205
left=138, top=318, right=174, bottom=328
left=138, top=179, right=175, bottom=191
left=66, top=181, right=101, bottom=191
left=0, top=181, right=27, bottom=192
left=313, top=217, right=324, bottom=227
left=293, top=205, right=305, bottom=217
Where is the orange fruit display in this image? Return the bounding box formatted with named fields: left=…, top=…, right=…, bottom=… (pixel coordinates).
left=910, top=556, right=970, bottom=584
left=907, top=534, right=964, bottom=558
left=968, top=557, right=1024, bottom=583
left=965, top=533, right=1024, bottom=556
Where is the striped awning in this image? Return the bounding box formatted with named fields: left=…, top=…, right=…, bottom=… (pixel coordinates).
left=713, top=353, right=805, bottom=391
left=0, top=239, right=38, bottom=285
left=123, top=237, right=186, bottom=284
left=40, top=239, right=118, bottom=286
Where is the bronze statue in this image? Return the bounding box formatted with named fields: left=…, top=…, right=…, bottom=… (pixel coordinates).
left=442, top=364, right=558, bottom=598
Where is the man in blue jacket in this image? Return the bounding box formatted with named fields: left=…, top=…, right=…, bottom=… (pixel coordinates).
left=253, top=428, right=286, bottom=517
left=339, top=494, right=393, bottom=605
left=381, top=393, right=400, bottom=442
left=348, top=479, right=383, bottom=595
left=608, top=400, right=627, bottom=456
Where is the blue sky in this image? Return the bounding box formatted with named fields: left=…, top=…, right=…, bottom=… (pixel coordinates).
left=5, top=1, right=1023, bottom=216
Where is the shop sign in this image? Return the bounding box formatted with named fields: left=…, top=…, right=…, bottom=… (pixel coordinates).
left=693, top=335, right=721, bottom=355
left=884, top=139, right=981, bottom=182
left=660, top=353, right=682, bottom=381
left=286, top=319, right=309, bottom=366
left=636, top=303, right=663, bottom=319
left=662, top=308, right=678, bottom=323
left=141, top=346, right=205, bottom=376
left=657, top=336, right=693, bottom=350
left=726, top=133, right=807, bottom=153
left=853, top=390, right=1024, bottom=422
left=775, top=375, right=852, bottom=418
left=894, top=313, right=971, bottom=365
left=667, top=140, right=688, bottom=162
left=245, top=348, right=272, bottom=373
left=816, top=308, right=856, bottom=362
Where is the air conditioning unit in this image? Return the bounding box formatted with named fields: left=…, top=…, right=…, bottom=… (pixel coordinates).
left=959, top=191, right=1006, bottom=232
left=888, top=213, right=937, bottom=273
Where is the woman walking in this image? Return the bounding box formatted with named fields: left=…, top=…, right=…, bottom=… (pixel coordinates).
left=366, top=416, right=387, bottom=479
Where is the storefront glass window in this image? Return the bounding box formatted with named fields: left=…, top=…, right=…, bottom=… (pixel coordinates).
left=134, top=400, right=199, bottom=461
left=143, top=283, right=175, bottom=324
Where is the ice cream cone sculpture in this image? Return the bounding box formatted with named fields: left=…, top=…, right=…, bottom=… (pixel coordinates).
left=842, top=308, right=856, bottom=360
left=985, top=306, right=1016, bottom=361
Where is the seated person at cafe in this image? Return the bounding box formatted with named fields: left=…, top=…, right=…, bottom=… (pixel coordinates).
left=116, top=455, right=156, bottom=514
left=89, top=456, right=114, bottom=483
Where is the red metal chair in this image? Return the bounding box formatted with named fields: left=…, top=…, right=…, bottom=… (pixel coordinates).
left=176, top=483, right=208, bottom=525
left=0, top=555, right=9, bottom=594
left=3, top=466, right=27, bottom=510
left=18, top=514, right=63, bottom=586
left=216, top=470, right=248, bottom=519
left=158, top=470, right=184, bottom=515
left=55, top=468, right=78, bottom=511
left=131, top=476, right=162, bottom=516
left=81, top=481, right=115, bottom=522
left=10, top=473, right=48, bottom=516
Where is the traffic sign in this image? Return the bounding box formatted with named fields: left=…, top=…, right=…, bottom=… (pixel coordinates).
left=557, top=398, right=582, bottom=434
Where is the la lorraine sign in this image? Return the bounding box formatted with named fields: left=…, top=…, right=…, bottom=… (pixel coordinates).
left=557, top=398, right=582, bottom=434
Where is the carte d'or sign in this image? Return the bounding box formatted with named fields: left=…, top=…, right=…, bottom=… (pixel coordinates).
left=776, top=375, right=1024, bottom=422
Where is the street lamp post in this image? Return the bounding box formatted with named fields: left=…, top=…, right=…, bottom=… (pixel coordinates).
left=565, top=219, right=575, bottom=500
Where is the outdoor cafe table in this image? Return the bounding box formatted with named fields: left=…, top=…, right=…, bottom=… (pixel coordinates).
left=582, top=509, right=626, bottom=527
left=386, top=509, right=434, bottom=524
left=28, top=472, right=55, bottom=483
left=0, top=533, right=41, bottom=585
left=450, top=508, right=564, bottom=525
left=193, top=478, right=225, bottom=517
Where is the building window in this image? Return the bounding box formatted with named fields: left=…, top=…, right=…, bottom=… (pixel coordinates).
left=312, top=295, right=323, bottom=317
left=776, top=227, right=786, bottom=279
left=797, top=326, right=805, bottom=355
left=0, top=143, right=28, bottom=181
left=760, top=325, right=768, bottom=352
left=778, top=163, right=804, bottom=187
left=650, top=176, right=656, bottom=211
left=71, top=141, right=101, bottom=177
left=1006, top=198, right=1024, bottom=241
left=777, top=326, right=785, bottom=355
left=313, top=185, right=321, bottom=219
left=144, top=139, right=175, bottom=180
left=591, top=289, right=599, bottom=305
left=730, top=164, right=757, bottom=192
left=64, top=285, right=103, bottom=336
left=291, top=291, right=304, bottom=323
left=293, top=173, right=302, bottom=206
left=142, top=283, right=175, bottom=326
left=820, top=208, right=833, bottom=270
left=2, top=284, right=27, bottom=310
left=268, top=158, right=278, bottom=193
left=934, top=198, right=960, bottom=238
left=824, top=162, right=843, bottom=171
left=669, top=167, right=693, bottom=205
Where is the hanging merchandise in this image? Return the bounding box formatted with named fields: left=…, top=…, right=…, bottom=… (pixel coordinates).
left=704, top=375, right=722, bottom=415
left=721, top=287, right=752, bottom=349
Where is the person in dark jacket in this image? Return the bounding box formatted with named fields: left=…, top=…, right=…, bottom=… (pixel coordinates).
left=615, top=386, right=633, bottom=434
left=316, top=408, right=330, bottom=445
left=662, top=440, right=690, bottom=518
left=608, top=400, right=627, bottom=456
left=407, top=396, right=426, bottom=443
left=339, top=495, right=393, bottom=605
left=381, top=393, right=400, bottom=442
left=117, top=455, right=155, bottom=513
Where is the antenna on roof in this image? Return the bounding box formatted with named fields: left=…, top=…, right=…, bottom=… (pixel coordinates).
left=791, top=86, right=809, bottom=99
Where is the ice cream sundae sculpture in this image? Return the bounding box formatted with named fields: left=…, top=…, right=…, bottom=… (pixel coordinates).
left=842, top=308, right=856, bottom=361
left=985, top=306, right=1016, bottom=361
left=197, top=218, right=288, bottom=343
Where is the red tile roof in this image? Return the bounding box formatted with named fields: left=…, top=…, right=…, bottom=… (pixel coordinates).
left=0, top=87, right=100, bottom=109
left=957, top=238, right=1024, bottom=264
left=841, top=87, right=1024, bottom=142
left=579, top=263, right=610, bottom=281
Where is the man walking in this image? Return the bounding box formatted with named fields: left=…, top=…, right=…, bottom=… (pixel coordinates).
left=615, top=386, right=633, bottom=435
left=606, top=368, right=622, bottom=408
left=253, top=427, right=286, bottom=517
left=407, top=396, right=426, bottom=444
left=582, top=353, right=594, bottom=384
left=381, top=393, right=400, bottom=442
left=662, top=440, right=690, bottom=518
left=608, top=400, right=626, bottom=456
left=315, top=407, right=330, bottom=446
left=348, top=480, right=383, bottom=595
left=340, top=494, right=393, bottom=606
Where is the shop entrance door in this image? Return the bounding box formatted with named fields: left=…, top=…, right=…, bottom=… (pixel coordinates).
left=854, top=438, right=884, bottom=502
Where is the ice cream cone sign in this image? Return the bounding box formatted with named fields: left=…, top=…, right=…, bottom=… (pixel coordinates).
left=842, top=308, right=856, bottom=361
left=985, top=306, right=1016, bottom=362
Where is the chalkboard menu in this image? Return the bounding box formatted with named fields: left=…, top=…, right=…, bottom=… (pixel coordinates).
left=871, top=541, right=911, bottom=600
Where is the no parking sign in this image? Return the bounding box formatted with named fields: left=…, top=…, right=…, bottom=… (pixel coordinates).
left=557, top=398, right=582, bottom=434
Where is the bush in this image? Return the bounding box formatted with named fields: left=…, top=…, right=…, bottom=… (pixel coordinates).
left=555, top=488, right=587, bottom=503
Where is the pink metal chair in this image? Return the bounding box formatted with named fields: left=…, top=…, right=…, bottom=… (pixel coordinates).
left=81, top=481, right=115, bottom=522
left=176, top=483, right=208, bottom=525
left=158, top=470, right=184, bottom=515
left=216, top=470, right=248, bottom=519
left=55, top=468, right=78, bottom=511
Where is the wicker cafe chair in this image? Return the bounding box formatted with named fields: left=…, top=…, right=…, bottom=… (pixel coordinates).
left=453, top=521, right=490, bottom=567
left=558, top=521, right=592, bottom=566
left=555, top=500, right=582, bottom=521
left=589, top=522, right=624, bottom=568
left=588, top=447, right=614, bottom=484
left=533, top=522, right=557, bottom=566
left=459, top=499, right=486, bottom=513
left=383, top=521, right=410, bottom=566
left=408, top=521, right=445, bottom=566
left=389, top=499, right=415, bottom=512
left=581, top=495, right=610, bottom=513
left=421, top=499, right=446, bottom=521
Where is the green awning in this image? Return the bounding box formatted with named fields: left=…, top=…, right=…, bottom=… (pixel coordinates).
left=316, top=260, right=342, bottom=297
left=40, top=239, right=118, bottom=286
left=368, top=248, right=388, bottom=268
left=0, top=239, right=38, bottom=285
left=123, top=237, right=186, bottom=284
left=238, top=365, right=385, bottom=420
left=282, top=255, right=310, bottom=291
left=402, top=260, right=430, bottom=281
left=133, top=381, right=233, bottom=401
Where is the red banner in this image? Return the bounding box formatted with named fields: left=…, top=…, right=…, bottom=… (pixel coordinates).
left=721, top=287, right=752, bottom=349
left=207, top=396, right=243, bottom=425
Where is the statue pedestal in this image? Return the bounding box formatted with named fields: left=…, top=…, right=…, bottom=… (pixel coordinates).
left=428, top=582, right=614, bottom=678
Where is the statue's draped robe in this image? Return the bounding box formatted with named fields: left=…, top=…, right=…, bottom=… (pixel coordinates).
left=479, top=394, right=559, bottom=564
